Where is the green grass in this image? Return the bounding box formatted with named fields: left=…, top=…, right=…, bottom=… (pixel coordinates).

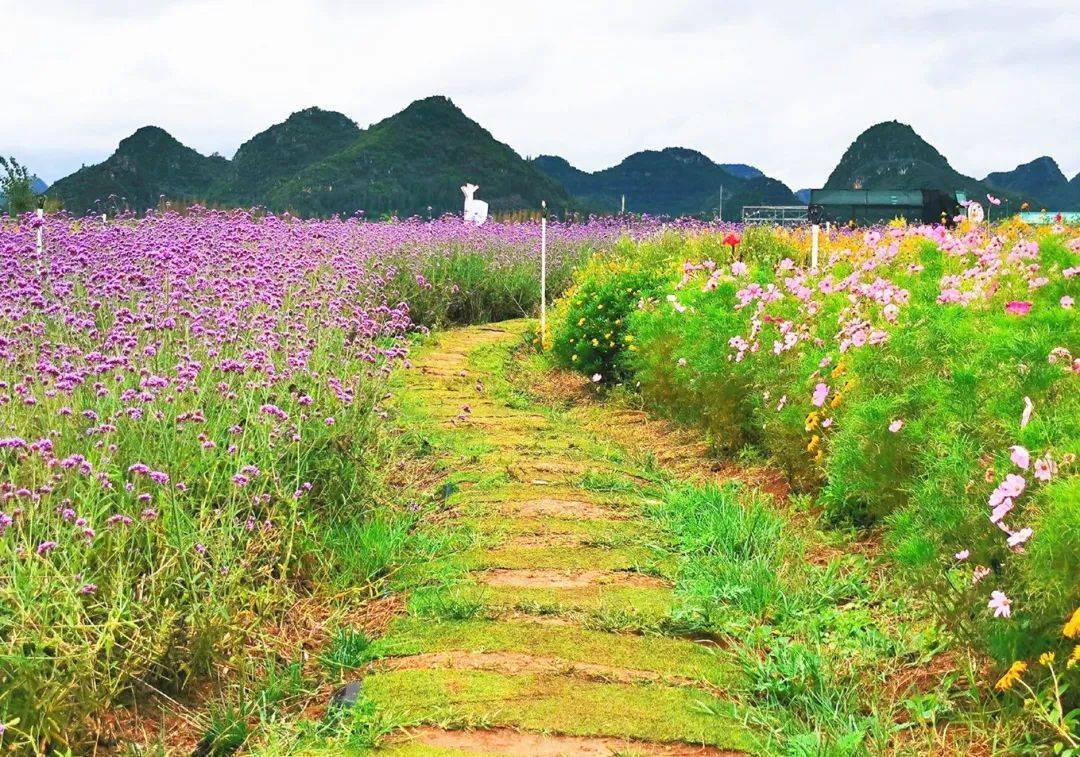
left=362, top=668, right=758, bottom=751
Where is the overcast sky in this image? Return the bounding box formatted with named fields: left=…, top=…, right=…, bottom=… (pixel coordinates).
left=4, top=0, right=1078, bottom=189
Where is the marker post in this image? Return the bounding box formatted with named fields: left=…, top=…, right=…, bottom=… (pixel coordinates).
left=540, top=200, right=548, bottom=343
left=811, top=223, right=820, bottom=269
left=36, top=198, right=44, bottom=256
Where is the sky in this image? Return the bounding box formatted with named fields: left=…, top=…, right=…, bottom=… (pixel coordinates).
left=4, top=0, right=1079, bottom=189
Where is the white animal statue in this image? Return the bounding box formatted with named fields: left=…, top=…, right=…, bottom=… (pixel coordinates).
left=461, top=183, right=489, bottom=226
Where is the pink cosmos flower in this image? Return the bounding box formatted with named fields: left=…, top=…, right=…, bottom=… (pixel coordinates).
left=731, top=261, right=748, bottom=276
left=1004, top=300, right=1032, bottom=316
left=888, top=419, right=903, bottom=433
left=591, top=374, right=602, bottom=383
left=989, top=499, right=1013, bottom=524
left=988, top=590, right=1012, bottom=618
left=954, top=549, right=970, bottom=561
left=1033, top=455, right=1056, bottom=482
left=811, top=382, right=829, bottom=407
left=1006, top=527, right=1033, bottom=549
left=972, top=565, right=991, bottom=584
left=1009, top=445, right=1030, bottom=470
left=1000, top=473, right=1025, bottom=498
left=987, top=194, right=1002, bottom=206
left=1061, top=295, right=1074, bottom=309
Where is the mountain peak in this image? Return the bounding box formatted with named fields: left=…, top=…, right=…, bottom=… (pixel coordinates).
left=118, top=125, right=182, bottom=152
left=984, top=155, right=1077, bottom=209
left=824, top=120, right=962, bottom=192
left=397, top=95, right=467, bottom=121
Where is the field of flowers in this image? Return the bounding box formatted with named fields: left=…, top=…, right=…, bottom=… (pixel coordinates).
left=0, top=208, right=662, bottom=749
left=550, top=220, right=1079, bottom=730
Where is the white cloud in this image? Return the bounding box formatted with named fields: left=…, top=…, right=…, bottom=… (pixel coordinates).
left=3, top=0, right=1077, bottom=188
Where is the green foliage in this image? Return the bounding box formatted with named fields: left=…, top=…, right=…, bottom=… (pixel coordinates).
left=654, top=482, right=788, bottom=620
left=320, top=629, right=373, bottom=674
left=549, top=238, right=674, bottom=379
left=0, top=156, right=38, bottom=214
left=548, top=223, right=1080, bottom=674
left=391, top=252, right=553, bottom=329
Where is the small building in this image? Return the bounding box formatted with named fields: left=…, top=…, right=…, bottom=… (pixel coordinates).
left=808, top=189, right=962, bottom=225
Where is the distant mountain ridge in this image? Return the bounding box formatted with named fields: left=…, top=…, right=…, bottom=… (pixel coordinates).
left=983, top=156, right=1080, bottom=211
left=48, top=98, right=568, bottom=217
left=44, top=103, right=1078, bottom=218
left=532, top=148, right=798, bottom=219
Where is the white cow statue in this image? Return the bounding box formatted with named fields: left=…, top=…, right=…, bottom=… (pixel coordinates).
left=461, top=183, right=489, bottom=226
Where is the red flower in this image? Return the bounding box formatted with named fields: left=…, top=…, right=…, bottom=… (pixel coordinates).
left=723, top=232, right=741, bottom=248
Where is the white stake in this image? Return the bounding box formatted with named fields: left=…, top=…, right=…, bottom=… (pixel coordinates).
left=811, top=223, right=820, bottom=269
left=540, top=201, right=547, bottom=342
left=36, top=207, right=44, bottom=256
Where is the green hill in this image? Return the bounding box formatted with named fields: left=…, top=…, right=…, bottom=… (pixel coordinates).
left=267, top=96, right=569, bottom=217
left=47, top=126, right=229, bottom=215
left=983, top=156, right=1080, bottom=211
left=211, top=107, right=362, bottom=206
left=533, top=148, right=798, bottom=219
left=823, top=121, right=1015, bottom=204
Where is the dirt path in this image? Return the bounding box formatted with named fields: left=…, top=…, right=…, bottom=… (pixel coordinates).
left=361, top=322, right=761, bottom=755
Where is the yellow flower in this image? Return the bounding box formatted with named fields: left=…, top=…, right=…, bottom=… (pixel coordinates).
left=1068, top=645, right=1080, bottom=669
left=578, top=318, right=586, bottom=326
left=995, top=661, right=1028, bottom=691
left=829, top=393, right=843, bottom=409
left=629, top=345, right=638, bottom=352
left=571, top=355, right=578, bottom=362
left=805, top=412, right=819, bottom=431
left=624, top=335, right=634, bottom=343
left=591, top=339, right=599, bottom=347
left=1038, top=652, right=1055, bottom=666
left=1064, top=607, right=1080, bottom=639
left=807, top=435, right=820, bottom=452
left=597, top=304, right=604, bottom=310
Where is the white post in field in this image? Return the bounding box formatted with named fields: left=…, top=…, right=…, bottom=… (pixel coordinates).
left=540, top=201, right=547, bottom=341
left=36, top=207, right=44, bottom=255
left=719, top=185, right=724, bottom=222
left=620, top=194, right=625, bottom=215
left=825, top=221, right=831, bottom=235
left=102, top=214, right=107, bottom=224
left=811, top=223, right=820, bottom=269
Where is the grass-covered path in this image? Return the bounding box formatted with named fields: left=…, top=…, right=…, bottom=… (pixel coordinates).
left=361, top=321, right=760, bottom=755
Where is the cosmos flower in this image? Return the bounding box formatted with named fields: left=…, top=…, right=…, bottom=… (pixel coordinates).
left=1009, top=445, right=1030, bottom=470
left=988, top=590, right=1012, bottom=618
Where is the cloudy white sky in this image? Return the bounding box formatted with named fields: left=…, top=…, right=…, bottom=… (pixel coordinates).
left=4, top=0, right=1078, bottom=189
